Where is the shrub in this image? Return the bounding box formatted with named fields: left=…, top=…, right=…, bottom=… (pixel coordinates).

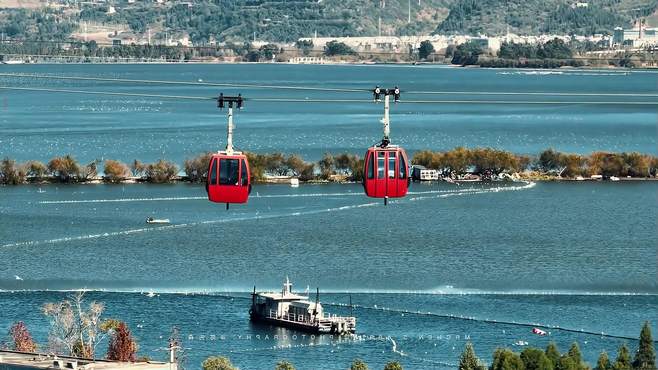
left=383, top=361, right=403, bottom=370
left=48, top=155, right=81, bottom=182
left=202, top=356, right=237, bottom=370
left=0, top=157, right=25, bottom=185
left=145, top=160, right=178, bottom=183
left=275, top=360, right=295, bottom=370
left=106, top=322, right=137, bottom=362
left=103, top=160, right=131, bottom=183
left=9, top=321, right=37, bottom=352
left=183, top=152, right=212, bottom=183
left=350, top=358, right=369, bottom=370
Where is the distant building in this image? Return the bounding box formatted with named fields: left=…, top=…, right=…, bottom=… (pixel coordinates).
left=411, top=165, right=439, bottom=181
left=613, top=26, right=658, bottom=48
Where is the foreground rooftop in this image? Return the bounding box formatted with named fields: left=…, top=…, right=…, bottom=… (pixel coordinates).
left=0, top=351, right=173, bottom=370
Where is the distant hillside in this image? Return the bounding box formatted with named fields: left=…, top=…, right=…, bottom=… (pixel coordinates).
left=1, top=0, right=657, bottom=43
left=0, top=0, right=452, bottom=43
left=436, top=0, right=658, bottom=36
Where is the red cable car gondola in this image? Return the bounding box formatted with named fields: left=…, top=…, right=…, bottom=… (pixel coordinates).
left=206, top=94, right=251, bottom=208
left=363, top=87, right=409, bottom=205
left=363, top=145, right=409, bottom=199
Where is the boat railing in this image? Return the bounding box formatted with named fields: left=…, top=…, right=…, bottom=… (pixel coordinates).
left=268, top=310, right=355, bottom=324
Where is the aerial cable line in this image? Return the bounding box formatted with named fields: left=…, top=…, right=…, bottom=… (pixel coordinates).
left=0, top=86, right=656, bottom=105
left=0, top=73, right=367, bottom=93
left=404, top=90, right=658, bottom=98
left=0, top=86, right=215, bottom=101
left=1, top=73, right=657, bottom=98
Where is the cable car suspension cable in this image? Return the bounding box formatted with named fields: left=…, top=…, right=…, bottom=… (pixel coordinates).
left=1, top=73, right=657, bottom=97
left=0, top=86, right=656, bottom=105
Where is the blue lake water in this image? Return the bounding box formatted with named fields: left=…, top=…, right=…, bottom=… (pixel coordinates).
left=0, top=181, right=656, bottom=369
left=0, top=65, right=656, bottom=165
left=0, top=65, right=657, bottom=369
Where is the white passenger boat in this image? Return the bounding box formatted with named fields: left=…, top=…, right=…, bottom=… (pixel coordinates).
left=250, top=277, right=356, bottom=334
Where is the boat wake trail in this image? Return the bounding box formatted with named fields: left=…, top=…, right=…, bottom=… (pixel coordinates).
left=9, top=182, right=535, bottom=249
left=1, top=202, right=379, bottom=249
left=38, top=196, right=207, bottom=204
left=406, top=181, right=535, bottom=202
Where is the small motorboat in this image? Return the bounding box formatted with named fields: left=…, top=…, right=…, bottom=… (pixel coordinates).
left=514, top=340, right=529, bottom=346
left=146, top=217, right=170, bottom=224
left=532, top=327, right=547, bottom=336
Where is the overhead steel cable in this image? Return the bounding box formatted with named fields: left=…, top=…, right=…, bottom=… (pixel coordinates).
left=1, top=73, right=658, bottom=97
left=0, top=73, right=367, bottom=93
left=0, top=86, right=215, bottom=101
left=404, top=90, right=658, bottom=97
left=1, top=86, right=656, bottom=105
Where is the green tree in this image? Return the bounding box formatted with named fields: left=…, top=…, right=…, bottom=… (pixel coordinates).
left=350, top=358, right=369, bottom=370
left=521, top=348, right=552, bottom=370
left=491, top=348, right=525, bottom=370
left=275, top=360, right=295, bottom=370
left=568, top=343, right=583, bottom=366
left=259, top=44, right=279, bottom=60
left=614, top=344, right=632, bottom=370
left=596, top=352, right=611, bottom=370
left=633, top=322, right=656, bottom=370
left=460, top=342, right=484, bottom=370
left=324, top=40, right=355, bottom=56
left=202, top=356, right=237, bottom=370
left=295, top=40, right=314, bottom=56
left=383, top=361, right=403, bottom=370
left=418, top=40, right=435, bottom=60
left=557, top=356, right=580, bottom=370
left=546, top=343, right=561, bottom=369
left=451, top=41, right=483, bottom=66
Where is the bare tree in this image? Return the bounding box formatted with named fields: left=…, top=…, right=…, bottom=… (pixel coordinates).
left=42, top=291, right=106, bottom=358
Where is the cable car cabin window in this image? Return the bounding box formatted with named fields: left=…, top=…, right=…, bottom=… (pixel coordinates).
left=377, top=151, right=386, bottom=179
left=240, top=159, right=248, bottom=186
left=210, top=158, right=218, bottom=185
left=219, top=159, right=240, bottom=185
left=399, top=153, right=406, bottom=179
left=388, top=152, right=396, bottom=179
left=367, top=152, right=375, bottom=179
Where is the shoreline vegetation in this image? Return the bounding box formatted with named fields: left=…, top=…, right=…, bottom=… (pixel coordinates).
left=1, top=148, right=657, bottom=186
